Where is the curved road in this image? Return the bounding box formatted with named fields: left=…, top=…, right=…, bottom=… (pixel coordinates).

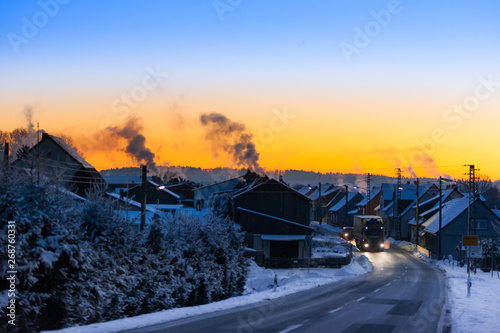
left=126, top=246, right=447, bottom=333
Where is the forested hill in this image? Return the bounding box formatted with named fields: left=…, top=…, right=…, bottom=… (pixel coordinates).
left=100, top=166, right=436, bottom=188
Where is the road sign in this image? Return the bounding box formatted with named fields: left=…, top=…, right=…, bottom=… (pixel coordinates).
left=463, top=235, right=478, bottom=246
left=469, top=246, right=483, bottom=258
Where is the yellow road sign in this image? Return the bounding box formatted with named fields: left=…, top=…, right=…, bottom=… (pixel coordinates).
left=463, top=235, right=478, bottom=246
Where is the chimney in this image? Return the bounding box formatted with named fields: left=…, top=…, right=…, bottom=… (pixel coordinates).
left=42, top=132, right=49, bottom=141
left=120, top=189, right=125, bottom=199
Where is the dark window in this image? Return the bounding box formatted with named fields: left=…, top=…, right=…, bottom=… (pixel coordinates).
left=476, top=219, right=488, bottom=230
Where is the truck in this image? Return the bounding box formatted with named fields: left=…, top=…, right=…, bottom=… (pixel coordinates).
left=353, top=215, right=385, bottom=251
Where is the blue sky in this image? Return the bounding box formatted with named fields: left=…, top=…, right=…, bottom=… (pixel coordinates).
left=1, top=0, right=500, bottom=178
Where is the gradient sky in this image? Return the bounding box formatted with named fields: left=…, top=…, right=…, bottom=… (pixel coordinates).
left=1, top=0, right=500, bottom=179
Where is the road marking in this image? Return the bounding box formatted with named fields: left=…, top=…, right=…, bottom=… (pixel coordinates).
left=278, top=324, right=303, bottom=333
left=373, top=288, right=381, bottom=293
left=386, top=282, right=391, bottom=286
left=357, top=297, right=365, bottom=302
left=329, top=307, right=343, bottom=313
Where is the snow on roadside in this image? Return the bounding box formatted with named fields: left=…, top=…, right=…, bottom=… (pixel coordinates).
left=437, top=261, right=500, bottom=333
left=43, top=255, right=373, bottom=333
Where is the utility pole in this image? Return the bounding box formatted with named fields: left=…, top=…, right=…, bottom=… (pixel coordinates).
left=317, top=182, right=321, bottom=223
left=140, top=165, right=148, bottom=232
left=3, top=142, right=9, bottom=181
left=37, top=122, right=40, bottom=185
left=345, top=185, right=348, bottom=226
left=366, top=173, right=371, bottom=214
left=438, top=176, right=442, bottom=259
left=464, top=165, right=476, bottom=236
left=464, top=164, right=478, bottom=297
left=395, top=168, right=402, bottom=239
left=415, top=178, right=419, bottom=247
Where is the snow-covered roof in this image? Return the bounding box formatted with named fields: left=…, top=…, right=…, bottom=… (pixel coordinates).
left=460, top=193, right=487, bottom=201
left=493, top=210, right=500, bottom=219
left=329, top=191, right=362, bottom=212
left=383, top=201, right=394, bottom=212
left=297, top=186, right=313, bottom=195
left=260, top=235, right=307, bottom=241
left=357, top=188, right=382, bottom=207
left=424, top=197, right=472, bottom=234
left=348, top=209, right=358, bottom=215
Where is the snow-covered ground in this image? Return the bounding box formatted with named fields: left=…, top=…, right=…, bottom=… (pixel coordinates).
left=438, top=260, right=500, bottom=333
left=390, top=238, right=500, bottom=333
left=43, top=254, right=372, bottom=333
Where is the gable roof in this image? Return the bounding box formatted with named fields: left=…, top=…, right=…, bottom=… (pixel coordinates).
left=356, top=187, right=381, bottom=207
left=233, top=177, right=310, bottom=201
left=48, top=135, right=95, bottom=170
left=423, top=197, right=471, bottom=234
left=329, top=191, right=363, bottom=212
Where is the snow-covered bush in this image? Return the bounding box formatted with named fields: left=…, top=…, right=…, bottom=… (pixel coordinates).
left=480, top=237, right=500, bottom=271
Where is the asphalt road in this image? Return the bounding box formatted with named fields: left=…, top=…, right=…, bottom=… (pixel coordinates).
left=125, top=246, right=447, bottom=333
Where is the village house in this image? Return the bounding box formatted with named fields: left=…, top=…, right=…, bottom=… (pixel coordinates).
left=414, top=197, right=500, bottom=259
left=328, top=191, right=365, bottom=227
left=233, top=177, right=312, bottom=261
left=12, top=133, right=106, bottom=197
left=356, top=187, right=382, bottom=215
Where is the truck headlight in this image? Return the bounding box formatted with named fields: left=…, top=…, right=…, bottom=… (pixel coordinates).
left=344, top=233, right=348, bottom=237
left=364, top=243, right=369, bottom=248
left=380, top=243, right=385, bottom=248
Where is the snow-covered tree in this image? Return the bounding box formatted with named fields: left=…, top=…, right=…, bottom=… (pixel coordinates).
left=0, top=167, right=248, bottom=332
left=480, top=237, right=500, bottom=271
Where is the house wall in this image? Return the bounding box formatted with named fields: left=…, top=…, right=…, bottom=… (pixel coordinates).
left=235, top=182, right=311, bottom=226
left=366, top=191, right=382, bottom=215
left=237, top=209, right=312, bottom=235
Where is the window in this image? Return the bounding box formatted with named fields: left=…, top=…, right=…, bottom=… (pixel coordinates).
left=475, top=219, right=488, bottom=230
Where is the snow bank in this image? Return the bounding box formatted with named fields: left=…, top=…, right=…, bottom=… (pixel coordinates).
left=388, top=237, right=431, bottom=262
left=243, top=261, right=276, bottom=294
left=44, top=255, right=373, bottom=333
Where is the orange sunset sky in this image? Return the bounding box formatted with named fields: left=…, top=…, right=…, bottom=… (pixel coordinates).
left=2, top=1, right=500, bottom=180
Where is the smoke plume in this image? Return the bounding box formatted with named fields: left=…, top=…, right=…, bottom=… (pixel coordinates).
left=107, top=117, right=157, bottom=172
left=405, top=164, right=417, bottom=178
left=200, top=112, right=264, bottom=174
left=24, top=105, right=34, bottom=134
